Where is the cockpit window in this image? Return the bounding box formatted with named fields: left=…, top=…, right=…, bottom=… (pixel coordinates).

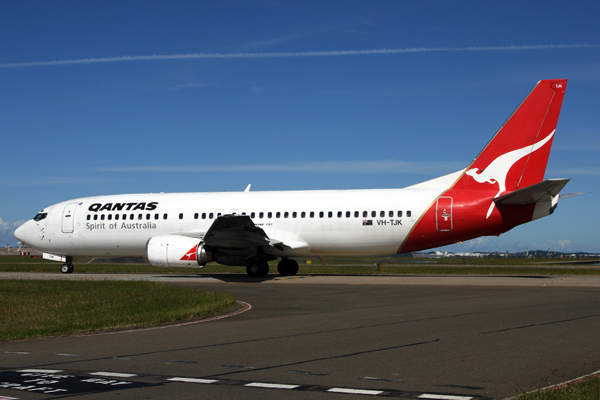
left=33, top=213, right=48, bottom=222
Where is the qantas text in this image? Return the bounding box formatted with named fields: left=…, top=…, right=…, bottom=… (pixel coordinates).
left=88, top=202, right=158, bottom=212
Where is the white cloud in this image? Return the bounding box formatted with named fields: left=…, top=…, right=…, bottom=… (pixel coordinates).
left=0, top=44, right=593, bottom=68
left=0, top=217, right=26, bottom=246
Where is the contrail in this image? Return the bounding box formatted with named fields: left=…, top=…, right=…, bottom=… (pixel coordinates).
left=0, top=44, right=593, bottom=68
left=97, top=160, right=464, bottom=174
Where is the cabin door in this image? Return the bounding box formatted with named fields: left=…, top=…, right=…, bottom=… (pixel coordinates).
left=436, top=197, right=453, bottom=232
left=61, top=202, right=79, bottom=233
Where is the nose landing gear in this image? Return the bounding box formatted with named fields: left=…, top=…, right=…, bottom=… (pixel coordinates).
left=60, top=256, right=74, bottom=274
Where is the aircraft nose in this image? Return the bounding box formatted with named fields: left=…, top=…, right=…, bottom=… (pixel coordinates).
left=14, top=221, right=33, bottom=245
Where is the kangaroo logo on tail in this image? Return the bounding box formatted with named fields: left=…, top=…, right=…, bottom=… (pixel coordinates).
left=466, top=129, right=555, bottom=218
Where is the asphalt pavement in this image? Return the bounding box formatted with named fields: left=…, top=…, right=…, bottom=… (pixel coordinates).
left=1, top=274, right=600, bottom=399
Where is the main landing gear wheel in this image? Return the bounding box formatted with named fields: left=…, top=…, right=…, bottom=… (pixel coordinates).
left=277, top=258, right=299, bottom=276
left=60, top=263, right=74, bottom=274
left=246, top=260, right=269, bottom=278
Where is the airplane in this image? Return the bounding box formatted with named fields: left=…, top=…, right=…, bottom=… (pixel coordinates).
left=14, top=79, right=569, bottom=277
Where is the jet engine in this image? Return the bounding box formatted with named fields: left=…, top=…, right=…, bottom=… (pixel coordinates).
left=146, top=235, right=214, bottom=268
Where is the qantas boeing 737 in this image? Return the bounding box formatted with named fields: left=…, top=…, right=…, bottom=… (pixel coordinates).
left=15, top=79, right=569, bottom=277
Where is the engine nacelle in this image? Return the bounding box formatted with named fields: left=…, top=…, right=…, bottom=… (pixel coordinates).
left=146, top=235, right=213, bottom=268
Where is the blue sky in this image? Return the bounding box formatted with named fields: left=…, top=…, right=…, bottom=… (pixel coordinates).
left=1, top=1, right=599, bottom=253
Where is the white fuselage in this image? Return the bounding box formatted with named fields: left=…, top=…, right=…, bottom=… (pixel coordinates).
left=19, top=186, right=446, bottom=259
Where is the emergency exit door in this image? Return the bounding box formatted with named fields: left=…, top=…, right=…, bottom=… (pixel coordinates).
left=436, top=197, right=453, bottom=231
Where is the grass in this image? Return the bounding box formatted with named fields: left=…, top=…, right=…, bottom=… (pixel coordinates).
left=0, top=279, right=239, bottom=341
left=517, top=375, right=600, bottom=399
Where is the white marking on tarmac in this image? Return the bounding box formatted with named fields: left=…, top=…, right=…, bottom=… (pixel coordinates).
left=361, top=376, right=403, bottom=382
left=90, top=372, right=138, bottom=378
left=168, top=377, right=218, bottom=384
left=0, top=395, right=19, bottom=399
left=328, top=387, right=383, bottom=395
left=245, top=382, right=300, bottom=389
left=53, top=353, right=81, bottom=357
left=17, top=369, right=63, bottom=373
left=418, top=394, right=473, bottom=400
left=4, top=351, right=30, bottom=354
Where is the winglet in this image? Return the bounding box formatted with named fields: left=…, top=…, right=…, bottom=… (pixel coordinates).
left=244, top=184, right=251, bottom=192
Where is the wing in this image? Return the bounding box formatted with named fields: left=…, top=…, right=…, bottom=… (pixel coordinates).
left=201, top=214, right=309, bottom=256
left=203, top=214, right=271, bottom=249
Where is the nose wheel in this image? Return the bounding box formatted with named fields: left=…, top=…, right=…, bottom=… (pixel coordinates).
left=60, top=257, right=74, bottom=274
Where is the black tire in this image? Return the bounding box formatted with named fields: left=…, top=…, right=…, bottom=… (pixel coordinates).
left=277, top=258, right=299, bottom=276
left=246, top=260, right=269, bottom=277
left=60, top=264, right=72, bottom=274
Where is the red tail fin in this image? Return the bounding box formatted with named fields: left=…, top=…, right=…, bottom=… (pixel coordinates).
left=399, top=80, right=568, bottom=253
left=460, top=79, right=567, bottom=196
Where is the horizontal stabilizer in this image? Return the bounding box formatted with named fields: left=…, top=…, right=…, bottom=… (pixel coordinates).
left=494, top=178, right=569, bottom=206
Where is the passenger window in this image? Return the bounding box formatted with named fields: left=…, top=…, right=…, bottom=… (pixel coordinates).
left=328, top=211, right=333, bottom=218
left=130, top=214, right=135, bottom=220
left=94, top=215, right=98, bottom=220
left=138, top=214, right=143, bottom=220
left=209, top=213, right=213, bottom=219
left=202, top=213, right=206, bottom=219
left=398, top=211, right=402, bottom=217
left=389, top=211, right=394, bottom=217
left=87, top=215, right=91, bottom=221
left=163, top=214, right=168, bottom=220
left=276, top=212, right=280, bottom=218
left=268, top=212, right=272, bottom=218
left=354, top=211, right=359, bottom=218
left=194, top=213, right=198, bottom=219
left=292, top=212, right=297, bottom=218
left=337, top=211, right=342, bottom=218
left=123, top=214, right=127, bottom=220
left=251, top=212, right=255, bottom=218
left=319, top=211, right=324, bottom=218
left=155, top=214, right=159, bottom=220
left=284, top=212, right=289, bottom=218
left=407, top=211, right=412, bottom=217
left=371, top=211, right=376, bottom=218
left=179, top=213, right=183, bottom=220
left=108, top=214, right=112, bottom=220
left=116, top=214, right=120, bottom=220
left=363, top=211, right=368, bottom=218
left=101, top=214, right=105, bottom=220
left=380, top=211, right=385, bottom=218
left=346, top=211, right=351, bottom=218
left=310, top=212, right=315, bottom=218
left=146, top=214, right=151, bottom=220
left=259, top=212, right=264, bottom=218
left=301, top=212, right=306, bottom=218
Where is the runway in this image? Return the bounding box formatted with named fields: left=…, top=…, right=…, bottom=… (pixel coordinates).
left=2, top=274, right=600, bottom=399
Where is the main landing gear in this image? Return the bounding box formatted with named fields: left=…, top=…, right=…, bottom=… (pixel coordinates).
left=246, top=259, right=269, bottom=278
left=277, top=258, right=299, bottom=276
left=60, top=256, right=74, bottom=274
left=245, top=258, right=299, bottom=278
